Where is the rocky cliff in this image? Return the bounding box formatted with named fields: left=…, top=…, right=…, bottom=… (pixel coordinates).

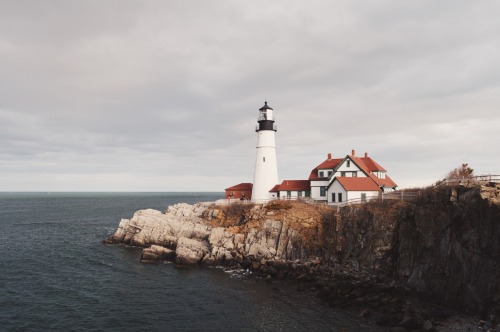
left=319, top=183, right=500, bottom=327
left=108, top=200, right=327, bottom=270
left=107, top=183, right=500, bottom=330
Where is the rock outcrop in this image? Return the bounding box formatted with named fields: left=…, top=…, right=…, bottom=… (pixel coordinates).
left=109, top=201, right=308, bottom=267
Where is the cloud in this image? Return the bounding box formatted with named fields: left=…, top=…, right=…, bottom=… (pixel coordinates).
left=1, top=0, right=499, bottom=191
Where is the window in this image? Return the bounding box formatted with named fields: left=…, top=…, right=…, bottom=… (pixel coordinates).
left=361, top=193, right=366, bottom=202
left=298, top=191, right=302, bottom=197
left=319, top=171, right=324, bottom=177
left=352, top=172, right=357, bottom=177
left=332, top=193, right=336, bottom=202
left=341, top=171, right=346, bottom=177
left=347, top=160, right=351, bottom=167
left=305, top=191, right=311, bottom=197
left=263, top=157, right=265, bottom=162
left=338, top=193, right=342, bottom=202
left=320, top=186, right=326, bottom=197
left=327, top=171, right=332, bottom=177
left=287, top=191, right=291, bottom=198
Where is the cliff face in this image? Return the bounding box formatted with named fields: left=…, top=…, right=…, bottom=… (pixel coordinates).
left=322, top=184, right=500, bottom=317
left=394, top=186, right=500, bottom=315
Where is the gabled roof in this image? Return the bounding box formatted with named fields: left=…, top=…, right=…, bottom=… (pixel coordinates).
left=275, top=180, right=310, bottom=191
left=269, top=184, right=281, bottom=193
left=351, top=156, right=386, bottom=172
left=309, top=158, right=343, bottom=180
left=225, top=183, right=253, bottom=191
left=368, top=173, right=397, bottom=188
left=333, top=177, right=381, bottom=191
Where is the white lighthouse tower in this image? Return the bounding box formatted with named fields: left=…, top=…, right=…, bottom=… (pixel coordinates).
left=251, top=101, right=279, bottom=202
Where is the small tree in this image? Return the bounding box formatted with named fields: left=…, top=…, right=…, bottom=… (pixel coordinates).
left=446, top=163, right=474, bottom=180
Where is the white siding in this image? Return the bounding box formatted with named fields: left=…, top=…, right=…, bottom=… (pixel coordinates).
left=311, top=180, right=329, bottom=200
left=317, top=169, right=334, bottom=178
left=344, top=191, right=380, bottom=202
left=333, top=159, right=367, bottom=178
left=327, top=181, right=346, bottom=203
left=280, top=190, right=296, bottom=199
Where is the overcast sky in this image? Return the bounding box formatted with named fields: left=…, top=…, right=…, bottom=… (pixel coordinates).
left=1, top=0, right=499, bottom=192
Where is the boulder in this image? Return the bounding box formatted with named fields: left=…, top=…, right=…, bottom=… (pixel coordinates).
left=175, top=237, right=210, bottom=265
left=141, top=245, right=175, bottom=263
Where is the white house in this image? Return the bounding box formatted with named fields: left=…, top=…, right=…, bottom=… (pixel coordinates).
left=327, top=177, right=381, bottom=204
left=309, top=150, right=397, bottom=203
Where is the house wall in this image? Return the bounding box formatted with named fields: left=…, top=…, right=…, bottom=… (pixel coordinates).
left=344, top=190, right=380, bottom=202
left=280, top=190, right=295, bottom=199
left=327, top=182, right=380, bottom=204
left=279, top=190, right=310, bottom=199
left=225, top=189, right=252, bottom=200
left=317, top=169, right=334, bottom=178
left=333, top=159, right=366, bottom=177
left=372, top=171, right=386, bottom=179
left=327, top=181, right=346, bottom=203
left=311, top=180, right=329, bottom=200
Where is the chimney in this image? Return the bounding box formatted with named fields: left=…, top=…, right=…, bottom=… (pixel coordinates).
left=328, top=153, right=332, bottom=160
left=364, top=152, right=368, bottom=158
left=352, top=149, right=355, bottom=156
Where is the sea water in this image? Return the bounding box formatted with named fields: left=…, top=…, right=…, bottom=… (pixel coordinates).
left=0, top=192, right=379, bottom=331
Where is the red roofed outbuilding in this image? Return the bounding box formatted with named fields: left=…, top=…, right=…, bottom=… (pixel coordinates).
left=225, top=183, right=253, bottom=200
left=271, top=180, right=311, bottom=199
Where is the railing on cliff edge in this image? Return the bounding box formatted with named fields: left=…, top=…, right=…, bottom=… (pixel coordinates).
left=434, top=175, right=500, bottom=187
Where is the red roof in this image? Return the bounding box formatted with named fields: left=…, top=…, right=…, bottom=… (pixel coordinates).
left=269, top=184, right=281, bottom=192
left=352, top=156, right=386, bottom=172
left=308, top=158, right=343, bottom=180
left=275, top=180, right=310, bottom=191
left=335, top=177, right=381, bottom=191
left=225, top=183, right=253, bottom=191
left=368, top=173, right=397, bottom=188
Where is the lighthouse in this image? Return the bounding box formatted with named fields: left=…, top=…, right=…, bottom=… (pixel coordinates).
left=251, top=101, right=279, bottom=202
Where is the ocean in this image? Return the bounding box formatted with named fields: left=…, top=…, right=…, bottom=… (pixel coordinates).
left=0, top=192, right=379, bottom=331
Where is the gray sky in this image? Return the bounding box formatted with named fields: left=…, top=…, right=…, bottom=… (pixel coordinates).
left=1, top=0, right=499, bottom=191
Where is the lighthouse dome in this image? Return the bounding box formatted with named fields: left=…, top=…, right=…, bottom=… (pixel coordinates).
left=259, top=101, right=273, bottom=111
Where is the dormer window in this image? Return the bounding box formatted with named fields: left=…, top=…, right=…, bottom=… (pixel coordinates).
left=319, top=171, right=324, bottom=177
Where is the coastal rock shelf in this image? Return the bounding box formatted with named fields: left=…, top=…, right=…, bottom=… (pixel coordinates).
left=109, top=202, right=304, bottom=267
